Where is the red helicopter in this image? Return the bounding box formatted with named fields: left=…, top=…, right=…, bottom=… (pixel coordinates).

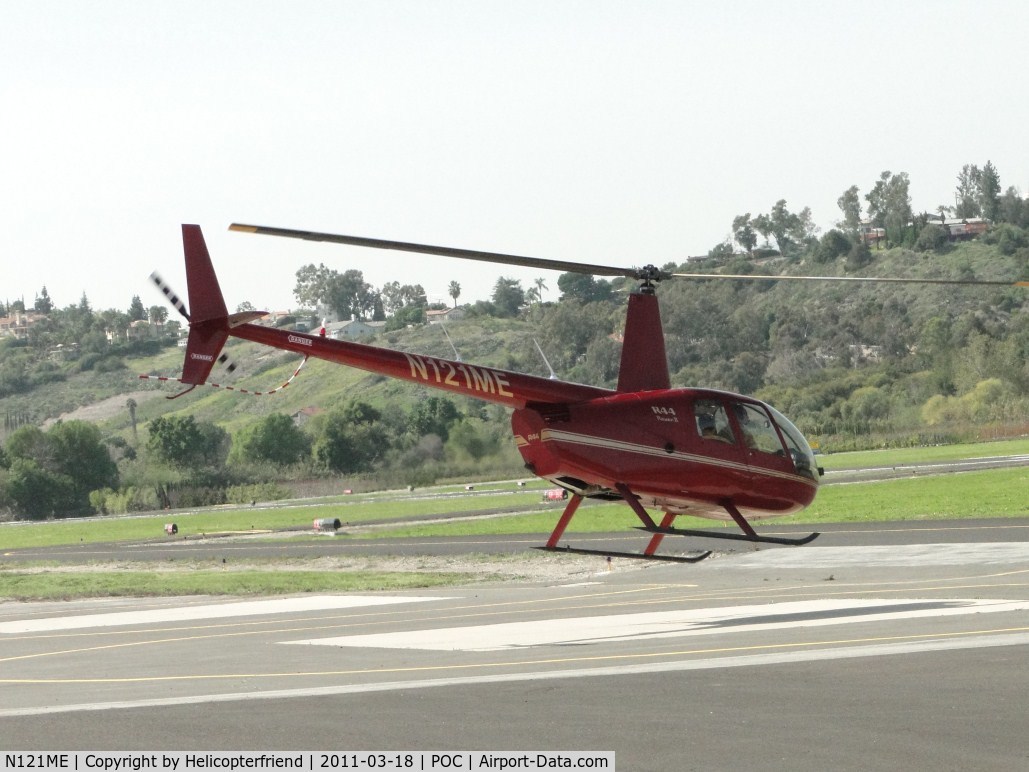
left=156, top=224, right=1026, bottom=562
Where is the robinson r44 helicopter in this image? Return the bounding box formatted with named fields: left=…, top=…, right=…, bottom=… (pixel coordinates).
left=154, top=224, right=1026, bottom=562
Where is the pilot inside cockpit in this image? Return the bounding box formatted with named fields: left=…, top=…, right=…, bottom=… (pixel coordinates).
left=696, top=408, right=731, bottom=443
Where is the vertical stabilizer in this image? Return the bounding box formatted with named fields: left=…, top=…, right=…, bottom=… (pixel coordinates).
left=182, top=224, right=228, bottom=322
left=616, top=292, right=670, bottom=392
left=179, top=225, right=230, bottom=385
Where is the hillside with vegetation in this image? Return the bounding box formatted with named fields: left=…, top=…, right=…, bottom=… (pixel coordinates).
left=1, top=163, right=1026, bottom=520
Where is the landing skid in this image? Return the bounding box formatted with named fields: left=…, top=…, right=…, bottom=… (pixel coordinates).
left=635, top=525, right=819, bottom=546
left=535, top=545, right=711, bottom=563
left=540, top=485, right=716, bottom=562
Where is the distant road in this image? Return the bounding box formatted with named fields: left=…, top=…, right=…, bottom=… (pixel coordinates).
left=821, top=452, right=1029, bottom=484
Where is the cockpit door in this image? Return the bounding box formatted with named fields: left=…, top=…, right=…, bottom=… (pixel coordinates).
left=728, top=401, right=797, bottom=479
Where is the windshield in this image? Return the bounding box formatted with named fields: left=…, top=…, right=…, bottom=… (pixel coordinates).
left=765, top=404, right=818, bottom=481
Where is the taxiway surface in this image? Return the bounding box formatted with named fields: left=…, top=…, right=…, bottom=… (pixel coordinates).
left=2, top=520, right=1028, bottom=771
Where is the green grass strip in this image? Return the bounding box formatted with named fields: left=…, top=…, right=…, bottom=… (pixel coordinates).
left=815, top=437, right=1028, bottom=470
left=0, top=569, right=472, bottom=601
left=369, top=466, right=1028, bottom=538
left=0, top=490, right=547, bottom=550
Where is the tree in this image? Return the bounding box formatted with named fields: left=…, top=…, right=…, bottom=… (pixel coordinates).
left=385, top=303, right=426, bottom=331
left=128, top=295, right=147, bottom=321
left=6, top=425, right=51, bottom=466
left=295, top=264, right=377, bottom=320
left=537, top=297, right=619, bottom=373
left=765, top=200, right=804, bottom=256
left=707, top=240, right=735, bottom=259
left=313, top=401, right=387, bottom=473
left=533, top=277, right=548, bottom=303
left=999, top=187, right=1028, bottom=227
left=380, top=281, right=404, bottom=315
left=371, top=294, right=386, bottom=321
left=380, top=280, right=426, bottom=317
left=146, top=415, right=228, bottom=470
left=126, top=398, right=138, bottom=444
left=409, top=396, right=461, bottom=442
left=813, top=230, right=852, bottom=263
left=399, top=284, right=427, bottom=308
left=491, top=277, right=525, bottom=317
left=866, top=171, right=912, bottom=244
left=448, top=420, right=499, bottom=461
left=914, top=224, right=949, bottom=252
left=556, top=273, right=613, bottom=302
left=448, top=281, right=461, bottom=308
left=47, top=420, right=119, bottom=503
left=836, top=185, right=862, bottom=234
left=844, top=239, right=872, bottom=272
left=148, top=305, right=168, bottom=325
left=4, top=421, right=117, bottom=517
left=979, top=160, right=1001, bottom=222
left=331, top=269, right=375, bottom=320
left=34, top=286, right=54, bottom=313
left=954, top=164, right=981, bottom=218
left=293, top=263, right=336, bottom=309
left=750, top=214, right=773, bottom=250
left=5, top=458, right=74, bottom=519
left=230, top=413, right=310, bottom=466
left=732, top=214, right=757, bottom=255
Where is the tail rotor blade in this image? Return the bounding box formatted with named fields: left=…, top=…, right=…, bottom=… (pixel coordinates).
left=149, top=270, right=240, bottom=376
left=150, top=271, right=191, bottom=320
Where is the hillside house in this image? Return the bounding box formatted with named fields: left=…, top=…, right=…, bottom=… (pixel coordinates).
left=324, top=319, right=386, bottom=339
left=426, top=307, right=466, bottom=324
left=0, top=311, right=47, bottom=339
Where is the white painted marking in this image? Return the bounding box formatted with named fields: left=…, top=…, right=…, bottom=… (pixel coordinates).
left=723, top=542, right=1029, bottom=569
left=0, top=595, right=451, bottom=634
left=283, top=598, right=1029, bottom=651
left=4, top=632, right=1028, bottom=717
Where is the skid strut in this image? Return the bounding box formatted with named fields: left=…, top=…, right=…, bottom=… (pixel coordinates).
left=544, top=493, right=583, bottom=549
left=537, top=485, right=711, bottom=562
left=636, top=499, right=819, bottom=546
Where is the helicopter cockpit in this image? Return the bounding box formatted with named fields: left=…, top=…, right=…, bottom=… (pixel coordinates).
left=764, top=403, right=820, bottom=481
left=694, top=397, right=819, bottom=481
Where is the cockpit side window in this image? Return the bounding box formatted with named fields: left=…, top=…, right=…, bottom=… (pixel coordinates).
left=694, top=399, right=734, bottom=443
left=766, top=404, right=819, bottom=480
left=731, top=402, right=787, bottom=455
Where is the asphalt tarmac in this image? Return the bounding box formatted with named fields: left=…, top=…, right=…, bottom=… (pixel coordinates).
left=2, top=519, right=1028, bottom=771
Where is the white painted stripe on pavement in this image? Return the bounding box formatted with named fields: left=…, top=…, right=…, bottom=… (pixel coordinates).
left=0, top=595, right=451, bottom=634
left=283, top=598, right=1029, bottom=651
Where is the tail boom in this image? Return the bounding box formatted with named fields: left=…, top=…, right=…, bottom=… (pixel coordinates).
left=172, top=224, right=611, bottom=407
left=229, top=322, right=610, bottom=409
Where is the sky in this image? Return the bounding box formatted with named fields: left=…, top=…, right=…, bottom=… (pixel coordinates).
left=3, top=0, right=1028, bottom=316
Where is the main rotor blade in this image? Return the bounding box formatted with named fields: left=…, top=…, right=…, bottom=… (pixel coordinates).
left=230, top=223, right=635, bottom=278
left=230, top=223, right=1027, bottom=288
left=670, top=271, right=1029, bottom=287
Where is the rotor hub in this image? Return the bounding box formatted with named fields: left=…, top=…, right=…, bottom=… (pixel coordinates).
left=634, top=264, right=668, bottom=293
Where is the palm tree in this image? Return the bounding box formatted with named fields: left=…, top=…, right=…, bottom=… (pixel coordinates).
left=533, top=277, right=548, bottom=303
left=148, top=305, right=168, bottom=325
left=126, top=398, right=138, bottom=444
left=448, top=281, right=461, bottom=308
